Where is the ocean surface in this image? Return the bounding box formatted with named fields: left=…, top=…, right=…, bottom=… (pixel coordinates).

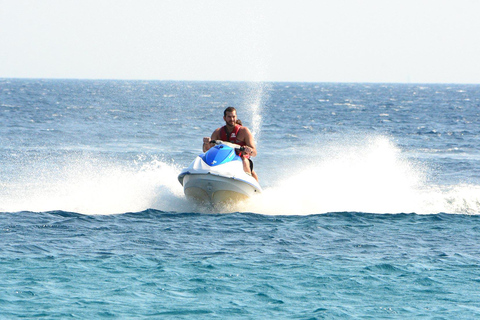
left=1, top=79, right=480, bottom=318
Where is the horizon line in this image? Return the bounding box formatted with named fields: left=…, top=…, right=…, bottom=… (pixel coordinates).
left=1, top=76, right=479, bottom=86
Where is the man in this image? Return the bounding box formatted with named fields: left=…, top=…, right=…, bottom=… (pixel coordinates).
left=203, top=107, right=259, bottom=181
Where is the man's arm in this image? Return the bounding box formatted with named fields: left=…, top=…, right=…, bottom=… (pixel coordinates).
left=203, top=128, right=221, bottom=152
left=241, top=127, right=257, bottom=157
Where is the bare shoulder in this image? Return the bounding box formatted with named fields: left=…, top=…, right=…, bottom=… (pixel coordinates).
left=211, top=127, right=222, bottom=139
left=238, top=126, right=254, bottom=144
left=238, top=126, right=252, bottom=136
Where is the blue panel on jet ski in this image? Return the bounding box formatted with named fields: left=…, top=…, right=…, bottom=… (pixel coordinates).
left=202, top=145, right=239, bottom=166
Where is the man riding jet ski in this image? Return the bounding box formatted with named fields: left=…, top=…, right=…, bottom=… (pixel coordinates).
left=178, top=107, right=261, bottom=205
left=203, top=107, right=259, bottom=182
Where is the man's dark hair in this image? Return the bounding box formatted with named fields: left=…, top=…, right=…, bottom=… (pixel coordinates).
left=224, top=107, right=237, bottom=116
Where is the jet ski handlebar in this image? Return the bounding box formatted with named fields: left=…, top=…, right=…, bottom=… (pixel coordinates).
left=210, top=140, right=244, bottom=151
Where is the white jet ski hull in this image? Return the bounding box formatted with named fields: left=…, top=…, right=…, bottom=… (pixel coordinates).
left=182, top=174, right=260, bottom=204
left=178, top=144, right=261, bottom=205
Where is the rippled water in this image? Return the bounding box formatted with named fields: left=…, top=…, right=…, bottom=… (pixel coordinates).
left=2, top=211, right=480, bottom=318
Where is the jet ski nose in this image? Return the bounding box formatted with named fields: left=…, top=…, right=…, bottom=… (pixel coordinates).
left=202, top=144, right=238, bottom=167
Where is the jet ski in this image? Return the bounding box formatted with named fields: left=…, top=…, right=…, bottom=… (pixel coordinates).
left=178, top=140, right=262, bottom=205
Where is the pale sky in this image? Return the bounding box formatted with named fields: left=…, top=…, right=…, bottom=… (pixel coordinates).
left=1, top=0, right=479, bottom=83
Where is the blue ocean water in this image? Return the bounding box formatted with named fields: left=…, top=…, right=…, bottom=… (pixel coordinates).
left=1, top=79, right=480, bottom=318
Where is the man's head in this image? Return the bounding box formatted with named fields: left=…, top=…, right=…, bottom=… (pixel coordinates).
left=223, top=107, right=236, bottom=117
left=223, top=107, right=237, bottom=127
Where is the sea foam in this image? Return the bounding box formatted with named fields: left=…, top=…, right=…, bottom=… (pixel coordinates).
left=2, top=136, right=478, bottom=216
left=247, top=136, right=480, bottom=215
